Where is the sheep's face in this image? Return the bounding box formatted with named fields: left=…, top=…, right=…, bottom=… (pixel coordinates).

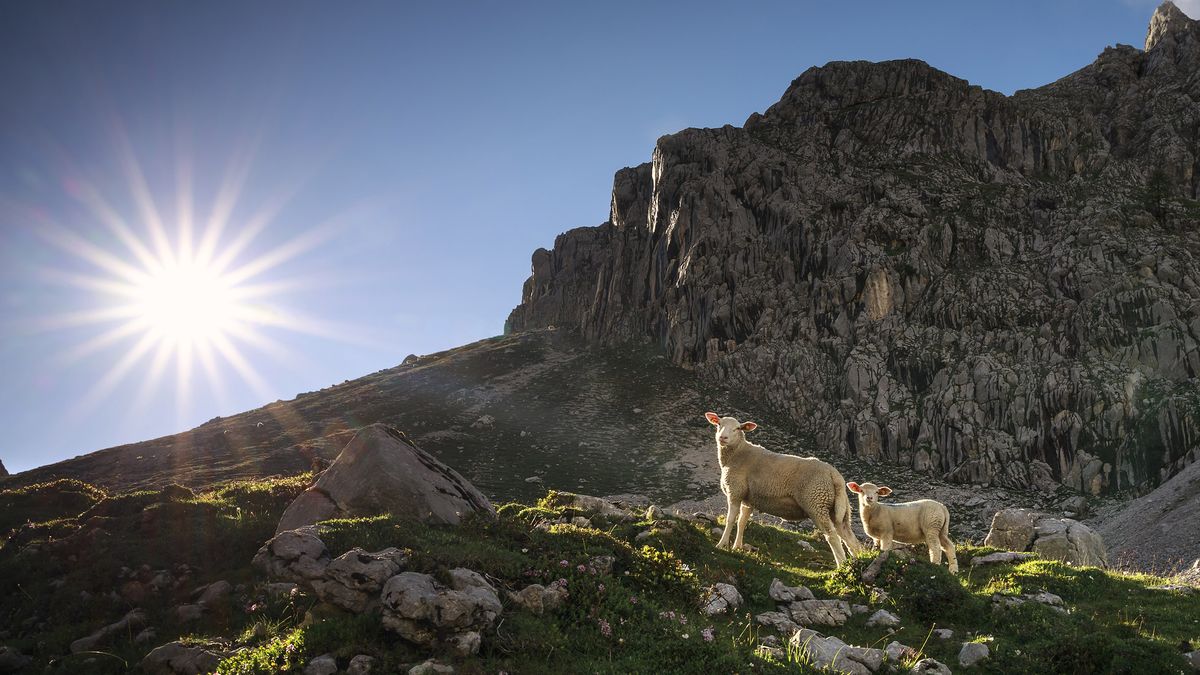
left=847, top=481, right=892, bottom=506
left=705, top=412, right=757, bottom=448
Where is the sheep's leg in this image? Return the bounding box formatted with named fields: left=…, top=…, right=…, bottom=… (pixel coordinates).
left=926, top=530, right=943, bottom=566
left=716, top=495, right=739, bottom=549
left=940, top=531, right=958, bottom=574
left=813, top=514, right=846, bottom=566
left=835, top=518, right=862, bottom=556
left=733, top=503, right=752, bottom=550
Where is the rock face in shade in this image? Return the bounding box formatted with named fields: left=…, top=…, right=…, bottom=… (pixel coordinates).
left=506, top=4, right=1200, bottom=497
left=276, top=424, right=495, bottom=533
left=0, top=459, right=7, bottom=477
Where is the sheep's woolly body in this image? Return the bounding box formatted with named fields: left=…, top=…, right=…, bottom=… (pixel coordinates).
left=849, top=481, right=959, bottom=573
left=708, top=413, right=861, bottom=565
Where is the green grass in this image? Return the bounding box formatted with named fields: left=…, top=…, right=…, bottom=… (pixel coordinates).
left=0, top=478, right=1195, bottom=674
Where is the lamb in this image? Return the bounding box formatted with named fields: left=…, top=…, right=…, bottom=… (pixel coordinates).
left=846, top=481, right=958, bottom=574
left=705, top=412, right=862, bottom=565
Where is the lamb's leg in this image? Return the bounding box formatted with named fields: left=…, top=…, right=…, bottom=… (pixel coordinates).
left=940, top=531, right=959, bottom=574
left=733, top=503, right=752, bottom=550
left=813, top=514, right=846, bottom=566
left=926, top=531, right=943, bottom=566
left=716, top=494, right=739, bottom=549
left=878, top=534, right=894, bottom=552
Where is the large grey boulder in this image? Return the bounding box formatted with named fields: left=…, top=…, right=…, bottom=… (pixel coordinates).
left=701, top=583, right=743, bottom=616
left=380, top=569, right=502, bottom=656
left=985, top=508, right=1107, bottom=567
left=788, top=628, right=884, bottom=675
left=312, top=547, right=409, bottom=612
left=276, top=424, right=494, bottom=534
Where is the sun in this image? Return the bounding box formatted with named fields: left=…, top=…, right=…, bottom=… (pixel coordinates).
left=133, top=256, right=240, bottom=345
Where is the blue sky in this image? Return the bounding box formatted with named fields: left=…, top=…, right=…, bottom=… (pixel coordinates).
left=0, top=0, right=1185, bottom=474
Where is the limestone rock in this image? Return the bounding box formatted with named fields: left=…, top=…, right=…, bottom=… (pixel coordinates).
left=970, top=551, right=1036, bottom=567
left=409, top=660, right=455, bottom=675
left=194, top=580, right=232, bottom=607
left=788, top=628, right=884, bottom=674
left=312, top=547, right=409, bottom=613
left=911, top=658, right=952, bottom=674
left=1099, top=459, right=1200, bottom=573
left=702, top=582, right=743, bottom=616
left=140, top=641, right=227, bottom=675
left=755, top=611, right=801, bottom=637
left=959, top=641, right=990, bottom=667
left=304, top=654, right=338, bottom=675
left=276, top=424, right=494, bottom=534
left=787, top=598, right=852, bottom=626
left=252, top=527, right=331, bottom=584
left=508, top=583, right=568, bottom=616
left=769, top=578, right=815, bottom=603
left=866, top=609, right=901, bottom=628
left=885, top=641, right=917, bottom=662
left=985, top=508, right=1107, bottom=567
left=380, top=569, right=501, bottom=655
left=347, top=655, right=377, bottom=675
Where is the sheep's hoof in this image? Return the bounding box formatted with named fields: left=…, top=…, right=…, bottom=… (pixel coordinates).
left=715, top=541, right=731, bottom=550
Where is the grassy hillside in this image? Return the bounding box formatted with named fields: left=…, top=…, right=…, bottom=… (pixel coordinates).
left=0, top=478, right=1195, bottom=674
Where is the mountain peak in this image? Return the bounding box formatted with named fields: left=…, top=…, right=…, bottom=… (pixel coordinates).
left=1146, top=1, right=1195, bottom=50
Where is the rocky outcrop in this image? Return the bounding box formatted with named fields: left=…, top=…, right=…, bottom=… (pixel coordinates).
left=506, top=5, right=1200, bottom=496
left=252, top=527, right=331, bottom=584
left=1098, top=458, right=1200, bottom=573
left=141, top=641, right=227, bottom=675
left=0, top=459, right=7, bottom=478
left=985, top=508, right=1108, bottom=567
left=312, top=547, right=409, bottom=613
left=276, top=423, right=495, bottom=533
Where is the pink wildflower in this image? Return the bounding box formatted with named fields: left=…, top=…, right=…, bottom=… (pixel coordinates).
left=701, top=627, right=715, bottom=642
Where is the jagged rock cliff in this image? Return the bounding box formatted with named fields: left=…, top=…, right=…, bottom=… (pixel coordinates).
left=508, top=3, right=1200, bottom=496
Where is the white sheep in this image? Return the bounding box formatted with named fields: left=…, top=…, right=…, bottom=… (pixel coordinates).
left=846, top=481, right=958, bottom=573
left=705, top=412, right=862, bottom=565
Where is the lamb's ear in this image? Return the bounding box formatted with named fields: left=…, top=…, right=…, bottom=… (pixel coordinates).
left=704, top=412, right=721, bottom=425
left=740, top=421, right=758, bottom=432
left=847, top=482, right=862, bottom=494
left=877, top=486, right=893, bottom=496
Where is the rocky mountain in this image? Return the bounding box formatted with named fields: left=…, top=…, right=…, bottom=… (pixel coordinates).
left=0, top=459, right=7, bottom=477
left=507, top=2, right=1200, bottom=498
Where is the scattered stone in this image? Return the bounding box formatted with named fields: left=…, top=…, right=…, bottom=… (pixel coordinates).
left=755, top=611, right=801, bottom=637
left=195, top=580, right=232, bottom=606
left=991, top=591, right=1067, bottom=614
left=346, top=655, right=377, bottom=675
left=381, top=569, right=501, bottom=655
left=304, top=654, right=338, bottom=675
left=910, top=658, right=952, bottom=674
left=867, top=609, right=901, bottom=628
left=265, top=582, right=301, bottom=599
left=970, top=551, right=1036, bottom=567
left=861, top=550, right=891, bottom=584
left=524, top=476, right=543, bottom=484
left=885, top=641, right=917, bottom=662
left=548, top=492, right=638, bottom=521
left=590, top=555, right=616, bottom=576
left=140, top=641, right=227, bottom=675
left=312, top=547, right=409, bottom=613
left=1152, top=584, right=1197, bottom=595
left=788, top=628, right=884, bottom=675
left=508, top=583, right=568, bottom=616
left=932, top=628, right=954, bottom=640
left=70, top=608, right=147, bottom=653
left=959, top=641, right=990, bottom=667
left=408, top=659, right=455, bottom=675
left=1184, top=650, right=1200, bottom=670
left=134, top=628, right=158, bottom=645
left=275, top=423, right=494, bottom=533
left=702, top=583, right=743, bottom=616
left=796, top=540, right=816, bottom=551
left=768, top=578, right=815, bottom=603
left=175, top=604, right=204, bottom=623
left=851, top=604, right=871, bottom=615
left=253, top=526, right=331, bottom=585
left=786, top=598, right=852, bottom=626
left=570, top=516, right=591, bottom=527
left=470, top=414, right=495, bottom=429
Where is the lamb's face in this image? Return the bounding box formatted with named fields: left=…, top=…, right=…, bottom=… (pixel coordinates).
left=847, top=481, right=893, bottom=505
left=704, top=412, right=757, bottom=448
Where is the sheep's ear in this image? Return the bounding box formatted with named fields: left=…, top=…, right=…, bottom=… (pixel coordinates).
left=740, top=421, right=758, bottom=432
left=877, top=486, right=893, bottom=496
left=705, top=412, right=721, bottom=425
left=847, top=482, right=862, bottom=494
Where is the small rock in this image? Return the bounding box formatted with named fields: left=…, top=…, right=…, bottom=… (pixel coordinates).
left=755, top=611, right=801, bottom=637
left=970, top=551, right=1036, bottom=567
left=252, top=527, right=331, bottom=585
left=851, top=604, right=871, bottom=615
left=866, top=609, right=901, bottom=627
left=304, top=654, right=338, bottom=675
left=787, top=598, right=852, bottom=626
left=141, top=640, right=226, bottom=675
left=409, top=659, right=455, bottom=675
left=524, top=476, right=543, bottom=483
left=768, top=578, right=815, bottom=603
left=134, top=628, right=158, bottom=645
left=702, top=583, right=743, bottom=616
left=347, top=655, right=377, bottom=675
left=1184, top=650, right=1200, bottom=670
left=195, top=580, right=232, bottom=607
left=959, top=641, right=990, bottom=667
left=911, top=657, right=953, bottom=674
left=312, top=547, right=409, bottom=613
left=885, top=641, right=917, bottom=662
left=71, top=609, right=147, bottom=653
left=175, top=604, right=205, bottom=623
left=932, top=628, right=954, bottom=640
